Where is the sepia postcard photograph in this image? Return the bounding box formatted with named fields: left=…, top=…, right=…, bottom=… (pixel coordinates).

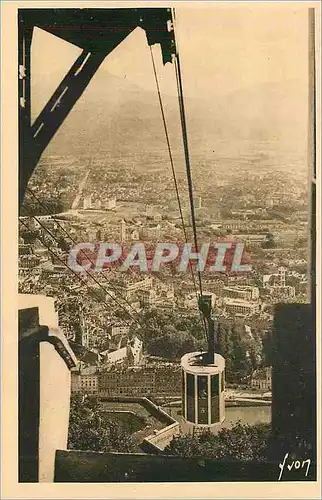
left=1, top=1, right=321, bottom=498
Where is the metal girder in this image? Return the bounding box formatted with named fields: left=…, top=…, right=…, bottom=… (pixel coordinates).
left=30, top=48, right=118, bottom=163
left=19, top=8, right=175, bottom=63
left=19, top=8, right=176, bottom=209
left=19, top=19, right=34, bottom=208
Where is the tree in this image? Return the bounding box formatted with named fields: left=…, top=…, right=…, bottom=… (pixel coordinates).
left=22, top=196, right=64, bottom=215
left=132, top=308, right=206, bottom=360
left=20, top=229, right=38, bottom=244
left=216, top=321, right=253, bottom=384
left=230, top=325, right=251, bottom=381
left=164, top=422, right=270, bottom=462
left=262, top=329, right=274, bottom=366
left=58, top=236, right=70, bottom=252
left=217, top=323, right=227, bottom=356
left=68, top=394, right=136, bottom=453
left=249, top=344, right=260, bottom=371
left=146, top=329, right=202, bottom=360
left=261, top=233, right=276, bottom=249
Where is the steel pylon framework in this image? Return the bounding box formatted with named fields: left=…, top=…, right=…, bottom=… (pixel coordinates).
left=18, top=8, right=176, bottom=208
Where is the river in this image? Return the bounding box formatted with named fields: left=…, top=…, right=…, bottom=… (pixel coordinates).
left=163, top=404, right=271, bottom=428
left=224, top=405, right=271, bottom=428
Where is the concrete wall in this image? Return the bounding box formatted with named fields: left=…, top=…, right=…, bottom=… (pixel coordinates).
left=141, top=422, right=180, bottom=454
left=19, top=294, right=77, bottom=482
left=98, top=396, right=180, bottom=454
left=141, top=397, right=176, bottom=425
left=99, top=396, right=177, bottom=426
left=39, top=342, right=72, bottom=482
left=19, top=294, right=58, bottom=330
left=54, top=450, right=284, bottom=482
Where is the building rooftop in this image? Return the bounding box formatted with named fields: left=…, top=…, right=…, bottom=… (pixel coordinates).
left=224, top=297, right=257, bottom=306
left=181, top=352, right=225, bottom=375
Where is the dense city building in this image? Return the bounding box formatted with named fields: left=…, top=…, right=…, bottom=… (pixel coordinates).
left=251, top=366, right=272, bottom=391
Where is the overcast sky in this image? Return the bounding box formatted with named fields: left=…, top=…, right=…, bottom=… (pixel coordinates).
left=31, top=4, right=309, bottom=116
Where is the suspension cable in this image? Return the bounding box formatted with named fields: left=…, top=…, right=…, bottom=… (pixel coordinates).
left=149, top=45, right=198, bottom=299
left=24, top=187, right=140, bottom=318
left=173, top=57, right=204, bottom=299
left=23, top=190, right=185, bottom=338
left=19, top=217, right=132, bottom=325
left=171, top=9, right=208, bottom=339
left=20, top=209, right=141, bottom=326
left=149, top=44, right=208, bottom=342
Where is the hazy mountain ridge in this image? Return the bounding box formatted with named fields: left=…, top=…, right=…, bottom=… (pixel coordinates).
left=32, top=71, right=308, bottom=158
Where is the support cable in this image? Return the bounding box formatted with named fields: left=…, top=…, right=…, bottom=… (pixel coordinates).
left=19, top=217, right=133, bottom=326
left=20, top=210, right=140, bottom=326
left=24, top=187, right=140, bottom=319
left=149, top=44, right=208, bottom=342
left=149, top=45, right=198, bottom=298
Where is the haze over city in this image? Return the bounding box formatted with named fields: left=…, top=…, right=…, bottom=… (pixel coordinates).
left=17, top=4, right=316, bottom=484
left=31, top=6, right=309, bottom=159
